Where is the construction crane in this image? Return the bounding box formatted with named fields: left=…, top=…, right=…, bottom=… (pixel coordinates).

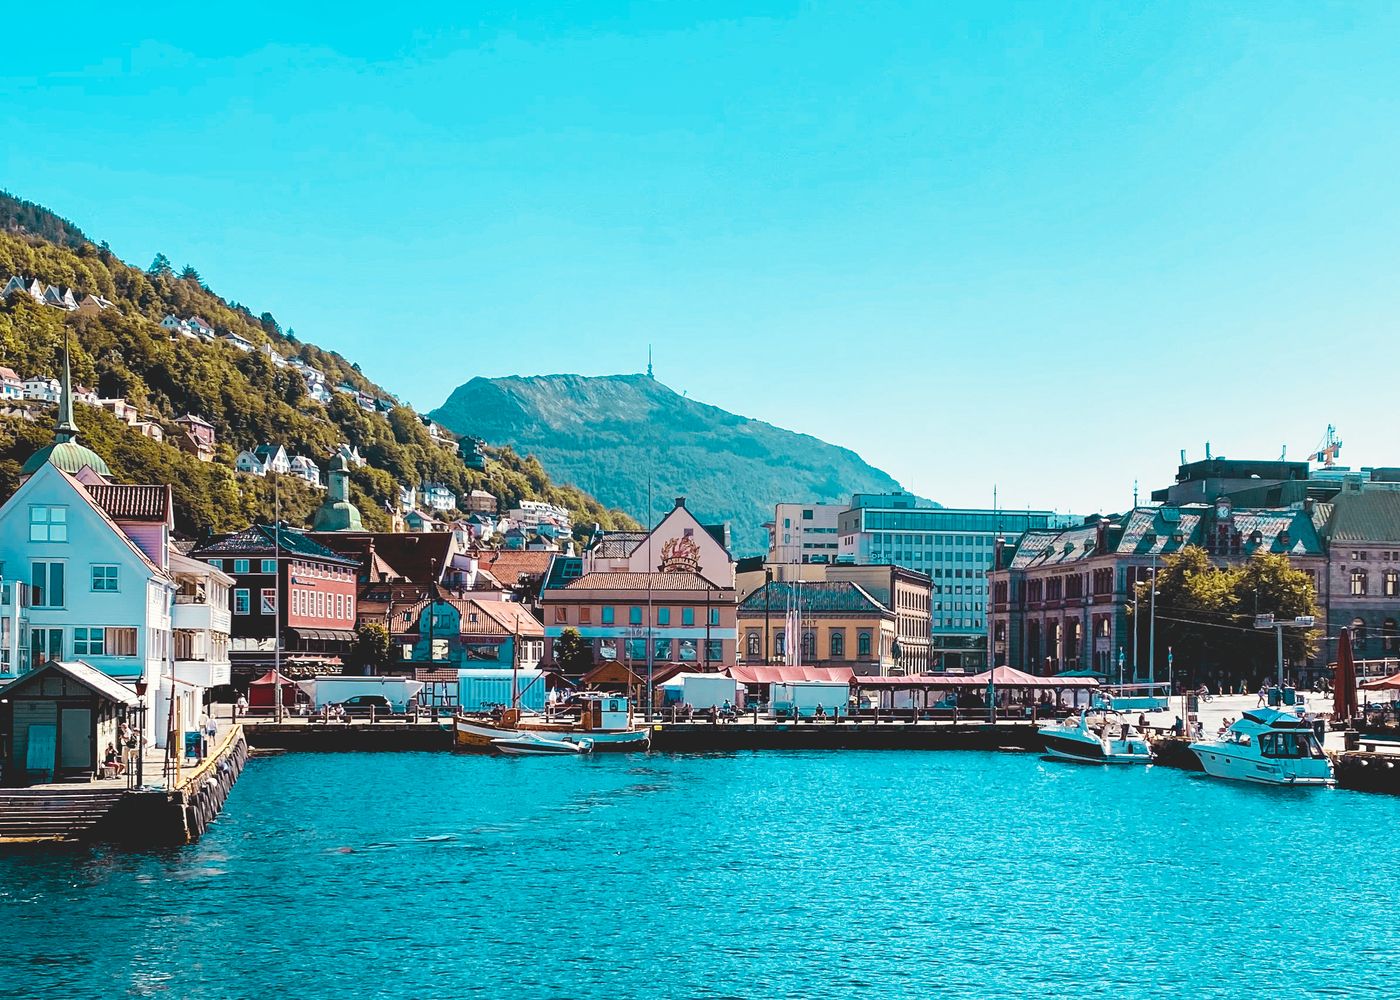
left=1308, top=424, right=1343, bottom=467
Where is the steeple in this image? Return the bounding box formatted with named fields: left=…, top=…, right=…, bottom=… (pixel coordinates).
left=311, top=453, right=364, bottom=531
left=55, top=333, right=79, bottom=442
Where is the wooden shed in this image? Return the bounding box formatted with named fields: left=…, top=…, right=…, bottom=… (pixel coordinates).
left=0, top=660, right=137, bottom=785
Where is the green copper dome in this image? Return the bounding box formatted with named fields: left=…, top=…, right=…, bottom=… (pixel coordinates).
left=312, top=499, right=364, bottom=532
left=21, top=440, right=112, bottom=478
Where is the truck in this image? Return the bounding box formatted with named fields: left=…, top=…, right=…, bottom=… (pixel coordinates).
left=659, top=673, right=742, bottom=711
left=771, top=680, right=852, bottom=718
left=296, top=676, right=425, bottom=713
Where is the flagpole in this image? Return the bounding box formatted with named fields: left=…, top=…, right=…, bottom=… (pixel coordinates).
left=274, top=478, right=283, bottom=724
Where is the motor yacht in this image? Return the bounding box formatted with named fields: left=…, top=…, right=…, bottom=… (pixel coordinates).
left=1038, top=710, right=1154, bottom=764
left=1189, top=708, right=1333, bottom=786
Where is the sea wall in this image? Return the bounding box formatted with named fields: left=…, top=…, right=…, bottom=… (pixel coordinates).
left=100, top=726, right=249, bottom=847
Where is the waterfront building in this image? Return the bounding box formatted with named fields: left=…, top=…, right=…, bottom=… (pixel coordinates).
left=737, top=579, right=897, bottom=676
left=192, top=525, right=359, bottom=680
left=392, top=594, right=545, bottom=671
left=585, top=497, right=735, bottom=588
left=1316, top=486, right=1400, bottom=659
left=541, top=571, right=737, bottom=676
left=826, top=564, right=932, bottom=674
left=170, top=552, right=234, bottom=693
left=988, top=499, right=1325, bottom=683
left=838, top=493, right=1072, bottom=671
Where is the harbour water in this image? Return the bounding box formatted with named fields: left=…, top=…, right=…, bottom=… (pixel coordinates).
left=4, top=749, right=1396, bottom=999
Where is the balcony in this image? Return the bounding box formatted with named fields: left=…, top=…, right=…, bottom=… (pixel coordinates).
left=172, top=598, right=232, bottom=634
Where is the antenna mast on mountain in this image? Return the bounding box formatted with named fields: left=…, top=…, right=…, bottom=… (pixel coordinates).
left=647, top=344, right=654, bottom=379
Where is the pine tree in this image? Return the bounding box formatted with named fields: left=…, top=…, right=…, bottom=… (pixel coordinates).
left=180, top=264, right=201, bottom=282
left=148, top=253, right=174, bottom=277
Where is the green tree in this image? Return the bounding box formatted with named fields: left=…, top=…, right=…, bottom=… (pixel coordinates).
left=346, top=622, right=391, bottom=676
left=148, top=253, right=174, bottom=277
left=554, top=627, right=594, bottom=675
left=179, top=264, right=201, bottom=283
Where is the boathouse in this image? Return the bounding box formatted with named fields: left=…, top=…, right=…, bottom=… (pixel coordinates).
left=0, top=660, right=137, bottom=785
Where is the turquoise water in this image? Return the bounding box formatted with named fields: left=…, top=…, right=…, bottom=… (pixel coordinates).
left=3, top=750, right=1394, bottom=999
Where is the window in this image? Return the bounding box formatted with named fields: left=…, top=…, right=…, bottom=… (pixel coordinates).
left=91, top=564, right=119, bottom=592
left=708, top=608, right=721, bottom=626
left=746, top=632, right=760, bottom=657
left=106, top=628, right=137, bottom=657
left=261, top=559, right=277, bottom=573
left=580, top=607, right=592, bottom=625
left=1352, top=617, right=1368, bottom=650
left=830, top=630, right=845, bottom=658
left=1387, top=571, right=1399, bottom=598
left=706, top=639, right=723, bottom=663
left=401, top=643, right=414, bottom=660
left=682, top=607, right=695, bottom=627
left=261, top=588, right=277, bottom=615
left=29, top=505, right=67, bottom=542
left=775, top=632, right=786, bottom=657
left=234, top=559, right=250, bottom=574
left=1351, top=570, right=1368, bottom=596
left=629, top=606, right=643, bottom=625
left=431, top=638, right=449, bottom=661
left=208, top=559, right=223, bottom=570
left=30, top=561, right=64, bottom=608
left=654, top=639, right=672, bottom=661
left=601, top=606, right=614, bottom=625
left=657, top=607, right=670, bottom=626
left=31, top=627, right=62, bottom=664
left=234, top=588, right=251, bottom=615
left=73, top=627, right=106, bottom=656
left=553, top=606, right=568, bottom=624
left=858, top=631, right=872, bottom=657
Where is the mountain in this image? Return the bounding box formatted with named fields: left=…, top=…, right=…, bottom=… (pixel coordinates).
left=0, top=191, right=636, bottom=537
left=430, top=374, right=913, bottom=553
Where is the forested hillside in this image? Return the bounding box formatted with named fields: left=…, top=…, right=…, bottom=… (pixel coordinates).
left=0, top=191, right=636, bottom=538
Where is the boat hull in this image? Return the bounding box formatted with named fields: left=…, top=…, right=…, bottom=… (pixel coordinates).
left=1189, top=744, right=1334, bottom=786
left=455, top=717, right=650, bottom=752
left=1039, top=731, right=1153, bottom=764
left=492, top=736, right=592, bottom=756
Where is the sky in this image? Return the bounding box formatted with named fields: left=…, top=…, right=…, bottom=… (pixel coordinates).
left=3, top=2, right=1398, bottom=517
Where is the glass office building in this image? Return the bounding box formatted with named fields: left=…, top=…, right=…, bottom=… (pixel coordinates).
left=838, top=494, right=1073, bottom=670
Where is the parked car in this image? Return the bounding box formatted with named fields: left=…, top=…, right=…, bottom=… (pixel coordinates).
left=338, top=694, right=394, bottom=716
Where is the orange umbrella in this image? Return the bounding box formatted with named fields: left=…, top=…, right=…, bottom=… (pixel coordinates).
left=1333, top=627, right=1360, bottom=720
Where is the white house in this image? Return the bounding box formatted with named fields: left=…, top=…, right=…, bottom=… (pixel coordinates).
left=334, top=443, right=365, bottom=469
left=188, top=316, right=215, bottom=339
left=236, top=444, right=291, bottom=477
left=0, top=367, right=24, bottom=400
left=171, top=552, right=233, bottom=692
left=289, top=455, right=323, bottom=489
left=23, top=376, right=60, bottom=403
left=223, top=332, right=255, bottom=353
left=398, top=485, right=416, bottom=511
left=259, top=343, right=289, bottom=368
left=420, top=483, right=458, bottom=512
left=161, top=314, right=191, bottom=336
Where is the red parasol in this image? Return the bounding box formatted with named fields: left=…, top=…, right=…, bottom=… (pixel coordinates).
left=1333, top=627, right=1359, bottom=721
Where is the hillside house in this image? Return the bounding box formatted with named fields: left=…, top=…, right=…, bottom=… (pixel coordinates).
left=188, top=316, right=215, bottom=338
left=334, top=444, right=365, bottom=469
left=0, top=367, right=23, bottom=400
left=74, top=385, right=100, bottom=406
left=40, top=286, right=78, bottom=310
left=260, top=344, right=289, bottom=368
left=223, top=332, right=255, bottom=353
left=23, top=376, right=60, bottom=403
left=289, top=455, right=323, bottom=489
left=130, top=420, right=164, bottom=443
left=236, top=444, right=291, bottom=477
left=98, top=398, right=139, bottom=426
left=420, top=483, right=458, bottom=512
left=174, top=414, right=216, bottom=462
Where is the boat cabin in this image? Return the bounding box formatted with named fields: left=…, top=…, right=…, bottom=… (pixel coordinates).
left=578, top=695, right=632, bottom=732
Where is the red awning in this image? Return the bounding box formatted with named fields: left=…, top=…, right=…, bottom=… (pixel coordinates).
left=727, top=665, right=854, bottom=685
left=853, top=674, right=983, bottom=688
left=969, top=665, right=1099, bottom=688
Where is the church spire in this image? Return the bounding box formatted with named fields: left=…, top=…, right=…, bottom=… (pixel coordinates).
left=55, top=332, right=79, bottom=443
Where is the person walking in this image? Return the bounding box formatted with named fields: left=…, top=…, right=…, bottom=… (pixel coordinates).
left=235, top=693, right=249, bottom=720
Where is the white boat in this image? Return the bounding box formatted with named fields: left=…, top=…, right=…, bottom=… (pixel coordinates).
left=1189, top=708, right=1333, bottom=786
left=455, top=695, right=651, bottom=753
left=1038, top=711, right=1154, bottom=764
left=491, top=733, right=594, bottom=756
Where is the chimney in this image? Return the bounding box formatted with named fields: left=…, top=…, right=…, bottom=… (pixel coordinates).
left=674, top=497, right=686, bottom=509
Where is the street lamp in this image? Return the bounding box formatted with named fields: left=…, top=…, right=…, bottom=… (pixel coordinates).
left=1254, top=614, right=1315, bottom=689
left=133, top=678, right=148, bottom=787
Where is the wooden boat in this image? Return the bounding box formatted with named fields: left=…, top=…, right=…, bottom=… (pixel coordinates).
left=491, top=733, right=593, bottom=756
left=455, top=695, right=651, bottom=753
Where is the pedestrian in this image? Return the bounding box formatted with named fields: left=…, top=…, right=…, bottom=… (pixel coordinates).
left=235, top=693, right=249, bottom=720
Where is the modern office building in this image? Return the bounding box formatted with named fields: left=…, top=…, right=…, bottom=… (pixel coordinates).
left=838, top=493, right=1072, bottom=671
left=765, top=503, right=846, bottom=564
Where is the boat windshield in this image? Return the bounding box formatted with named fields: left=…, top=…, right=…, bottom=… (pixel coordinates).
left=1259, top=732, right=1326, bottom=759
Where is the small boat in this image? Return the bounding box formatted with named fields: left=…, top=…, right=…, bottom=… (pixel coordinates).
left=491, top=733, right=593, bottom=756
left=1189, top=708, right=1333, bottom=786
left=1038, top=710, right=1154, bottom=764
left=455, top=695, right=651, bottom=753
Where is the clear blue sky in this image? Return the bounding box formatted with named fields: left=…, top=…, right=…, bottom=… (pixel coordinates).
left=4, top=2, right=1397, bottom=517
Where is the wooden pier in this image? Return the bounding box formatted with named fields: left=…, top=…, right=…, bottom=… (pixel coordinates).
left=649, top=718, right=1043, bottom=752
left=243, top=717, right=452, bottom=752
left=0, top=724, right=249, bottom=848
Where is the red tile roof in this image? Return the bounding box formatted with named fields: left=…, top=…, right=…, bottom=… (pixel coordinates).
left=85, top=483, right=171, bottom=522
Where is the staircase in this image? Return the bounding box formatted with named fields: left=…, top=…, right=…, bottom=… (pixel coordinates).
left=0, top=788, right=127, bottom=842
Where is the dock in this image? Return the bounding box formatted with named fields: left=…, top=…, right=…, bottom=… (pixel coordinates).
left=242, top=716, right=453, bottom=751
left=649, top=717, right=1043, bottom=752
left=0, top=723, right=248, bottom=847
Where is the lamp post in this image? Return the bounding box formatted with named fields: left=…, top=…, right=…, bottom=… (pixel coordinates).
left=133, top=679, right=148, bottom=787
left=763, top=568, right=773, bottom=665
left=1254, top=614, right=1315, bottom=689
left=1147, top=554, right=1158, bottom=692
